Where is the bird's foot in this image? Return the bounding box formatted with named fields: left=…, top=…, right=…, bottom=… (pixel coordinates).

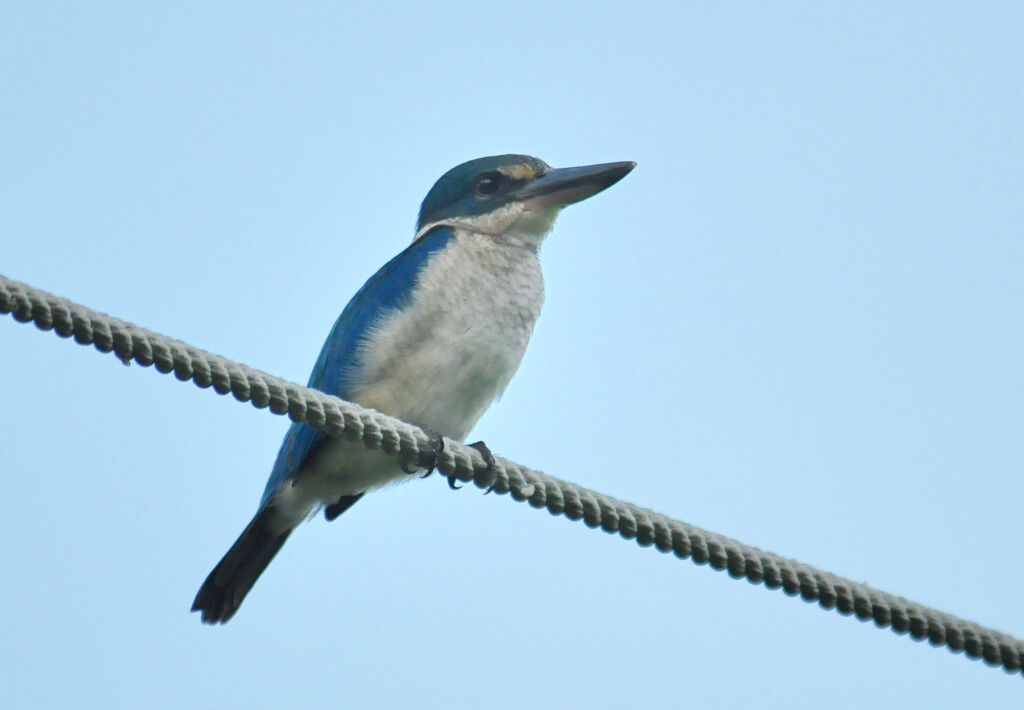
left=467, top=440, right=498, bottom=493
left=324, top=491, right=365, bottom=522
left=401, top=429, right=444, bottom=476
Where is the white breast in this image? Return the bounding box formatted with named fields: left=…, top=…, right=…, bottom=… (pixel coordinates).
left=270, top=228, right=547, bottom=522
left=350, top=229, right=545, bottom=441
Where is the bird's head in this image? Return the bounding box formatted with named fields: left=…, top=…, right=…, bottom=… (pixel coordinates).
left=415, top=154, right=635, bottom=247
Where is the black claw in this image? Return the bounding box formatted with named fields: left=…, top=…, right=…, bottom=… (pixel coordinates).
left=468, top=441, right=498, bottom=493
left=403, top=430, right=444, bottom=475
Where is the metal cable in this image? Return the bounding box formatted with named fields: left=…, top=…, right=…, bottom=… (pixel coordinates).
left=2, top=272, right=1021, bottom=676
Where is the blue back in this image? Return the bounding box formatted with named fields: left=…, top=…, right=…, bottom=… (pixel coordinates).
left=259, top=227, right=455, bottom=506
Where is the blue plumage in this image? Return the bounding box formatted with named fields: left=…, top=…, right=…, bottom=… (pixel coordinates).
left=417, top=155, right=549, bottom=228
left=259, top=226, right=455, bottom=505
left=193, top=154, right=634, bottom=623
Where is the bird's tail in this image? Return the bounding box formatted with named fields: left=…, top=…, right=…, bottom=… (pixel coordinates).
left=191, top=507, right=293, bottom=624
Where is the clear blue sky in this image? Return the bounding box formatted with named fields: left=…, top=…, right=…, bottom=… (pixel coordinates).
left=2, top=3, right=1022, bottom=708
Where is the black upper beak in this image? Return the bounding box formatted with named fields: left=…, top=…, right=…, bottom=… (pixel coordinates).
left=517, top=161, right=636, bottom=210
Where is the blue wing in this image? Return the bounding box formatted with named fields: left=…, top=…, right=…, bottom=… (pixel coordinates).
left=258, top=227, right=455, bottom=506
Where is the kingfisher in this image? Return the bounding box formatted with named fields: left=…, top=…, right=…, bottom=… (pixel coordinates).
left=192, top=154, right=635, bottom=623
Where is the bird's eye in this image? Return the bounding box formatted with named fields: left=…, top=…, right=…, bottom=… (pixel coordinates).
left=474, top=172, right=504, bottom=196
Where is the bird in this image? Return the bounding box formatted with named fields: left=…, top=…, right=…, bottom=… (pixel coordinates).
left=191, top=154, right=635, bottom=623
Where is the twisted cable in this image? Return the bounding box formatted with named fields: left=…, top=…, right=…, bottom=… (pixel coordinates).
left=2, top=272, right=1021, bottom=676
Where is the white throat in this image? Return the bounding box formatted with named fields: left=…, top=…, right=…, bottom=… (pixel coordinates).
left=414, top=204, right=560, bottom=252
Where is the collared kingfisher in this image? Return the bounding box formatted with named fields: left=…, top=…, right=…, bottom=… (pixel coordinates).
left=192, top=154, right=635, bottom=623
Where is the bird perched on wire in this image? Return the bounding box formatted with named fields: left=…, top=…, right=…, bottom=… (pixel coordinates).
left=192, top=154, right=635, bottom=623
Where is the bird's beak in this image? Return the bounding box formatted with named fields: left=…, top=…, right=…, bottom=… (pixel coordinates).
left=518, top=161, right=636, bottom=211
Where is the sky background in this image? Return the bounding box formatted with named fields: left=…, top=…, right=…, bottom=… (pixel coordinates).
left=2, top=3, right=1023, bottom=708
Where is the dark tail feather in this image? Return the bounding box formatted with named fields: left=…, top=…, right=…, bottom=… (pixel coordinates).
left=191, top=508, right=292, bottom=624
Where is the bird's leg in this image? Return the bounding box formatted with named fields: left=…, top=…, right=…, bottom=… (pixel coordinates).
left=324, top=492, right=365, bottom=522
left=467, top=440, right=498, bottom=493
left=401, top=429, right=444, bottom=476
